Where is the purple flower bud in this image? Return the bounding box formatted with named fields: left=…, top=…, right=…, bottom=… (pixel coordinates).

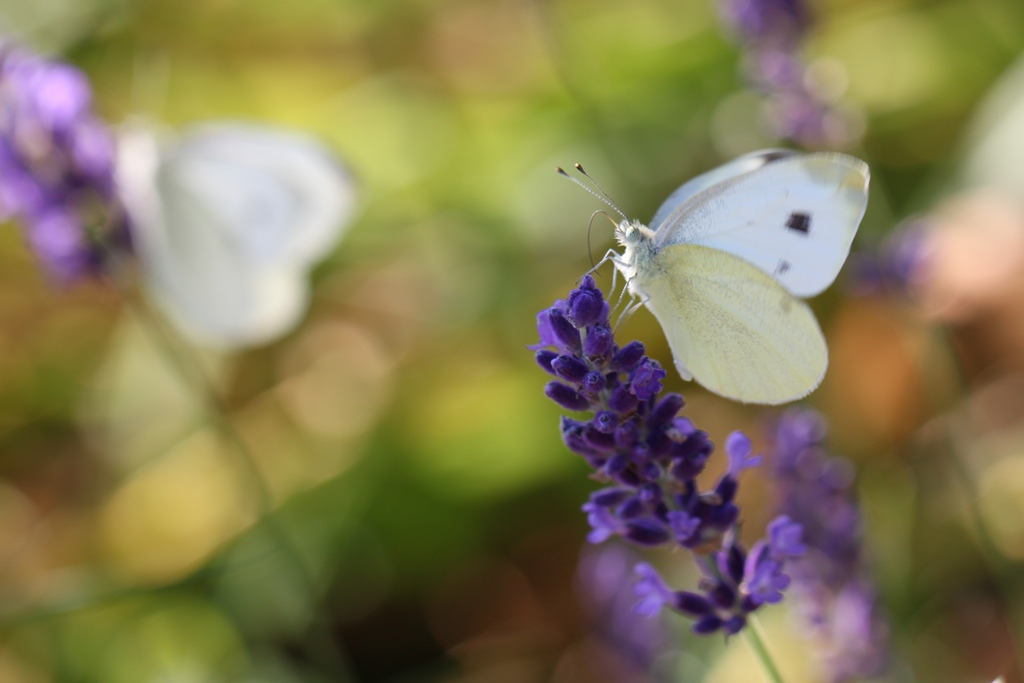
left=566, top=277, right=607, bottom=328
left=534, top=350, right=558, bottom=374
left=548, top=308, right=582, bottom=352
left=584, top=323, right=614, bottom=358
left=614, top=421, right=639, bottom=448
left=561, top=417, right=598, bottom=457
left=629, top=443, right=650, bottom=464
left=590, top=487, right=629, bottom=507
left=716, top=475, right=738, bottom=503
left=674, top=592, right=715, bottom=616
left=612, top=341, right=645, bottom=372
left=739, top=594, right=762, bottom=613
left=647, top=430, right=673, bottom=458
left=638, top=462, right=661, bottom=480
left=667, top=511, right=700, bottom=543
left=608, top=385, right=639, bottom=413
left=625, top=520, right=670, bottom=546
left=720, top=544, right=747, bottom=585
left=767, top=515, right=806, bottom=558
left=594, top=411, right=618, bottom=434
left=630, top=359, right=667, bottom=400
left=605, top=453, right=630, bottom=475
left=670, top=457, right=706, bottom=482
left=670, top=416, right=696, bottom=436
left=583, top=425, right=616, bottom=451
left=638, top=483, right=662, bottom=505
left=709, top=581, right=737, bottom=609
left=581, top=371, right=606, bottom=396
left=552, top=354, right=589, bottom=383
left=693, top=615, right=724, bottom=634
left=546, top=382, right=591, bottom=411
left=647, top=393, right=685, bottom=430
left=707, top=503, right=739, bottom=531
left=617, top=497, right=645, bottom=519
left=613, top=468, right=642, bottom=487
left=723, top=615, right=746, bottom=635
left=530, top=306, right=561, bottom=351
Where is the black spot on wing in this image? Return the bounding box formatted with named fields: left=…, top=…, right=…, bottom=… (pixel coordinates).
left=759, top=150, right=797, bottom=165
left=786, top=212, right=811, bottom=234
left=776, top=260, right=791, bottom=275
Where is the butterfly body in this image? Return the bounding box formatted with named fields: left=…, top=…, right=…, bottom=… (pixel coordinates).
left=613, top=219, right=656, bottom=283
left=605, top=149, right=869, bottom=405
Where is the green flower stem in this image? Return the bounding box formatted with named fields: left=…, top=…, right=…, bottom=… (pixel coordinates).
left=942, top=416, right=1024, bottom=680
left=743, top=615, right=787, bottom=683
left=126, top=295, right=358, bottom=681
left=83, top=233, right=358, bottom=681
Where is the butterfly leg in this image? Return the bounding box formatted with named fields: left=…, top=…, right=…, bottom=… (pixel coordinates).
left=580, top=249, right=622, bottom=282
left=614, top=289, right=649, bottom=331
left=609, top=274, right=633, bottom=318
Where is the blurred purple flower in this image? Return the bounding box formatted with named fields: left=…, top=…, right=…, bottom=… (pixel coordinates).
left=847, top=218, right=931, bottom=296
left=721, top=0, right=809, bottom=47
left=0, top=42, right=128, bottom=283
left=768, top=407, right=889, bottom=682
left=578, top=544, right=666, bottom=675
left=534, top=275, right=805, bottom=635
left=717, top=0, right=854, bottom=149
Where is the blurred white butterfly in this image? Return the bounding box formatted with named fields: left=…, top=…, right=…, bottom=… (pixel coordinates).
left=118, top=122, right=356, bottom=348
left=583, top=149, right=869, bottom=404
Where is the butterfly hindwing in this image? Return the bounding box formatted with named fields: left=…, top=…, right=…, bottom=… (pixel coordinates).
left=638, top=244, right=827, bottom=405
left=652, top=152, right=869, bottom=298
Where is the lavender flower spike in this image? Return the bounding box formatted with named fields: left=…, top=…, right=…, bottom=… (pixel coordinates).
left=717, top=0, right=855, bottom=148
left=0, top=42, right=128, bottom=283
left=534, top=274, right=805, bottom=635
left=769, top=407, right=889, bottom=681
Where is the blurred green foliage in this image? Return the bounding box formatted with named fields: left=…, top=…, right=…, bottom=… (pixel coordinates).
left=1, top=0, right=1024, bottom=681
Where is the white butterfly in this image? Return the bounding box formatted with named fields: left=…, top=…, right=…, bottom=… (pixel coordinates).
left=117, top=122, right=356, bottom=348
left=605, top=149, right=869, bottom=405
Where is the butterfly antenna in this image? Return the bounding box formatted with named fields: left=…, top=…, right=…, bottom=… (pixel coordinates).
left=574, top=163, right=628, bottom=220
left=556, top=167, right=628, bottom=221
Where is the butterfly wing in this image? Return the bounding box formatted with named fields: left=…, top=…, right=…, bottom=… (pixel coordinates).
left=117, top=123, right=353, bottom=347
left=161, top=123, right=356, bottom=268
left=639, top=243, right=827, bottom=405
left=652, top=153, right=869, bottom=298
left=649, top=149, right=798, bottom=231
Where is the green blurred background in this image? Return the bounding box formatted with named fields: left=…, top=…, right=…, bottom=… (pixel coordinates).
left=2, top=0, right=1024, bottom=681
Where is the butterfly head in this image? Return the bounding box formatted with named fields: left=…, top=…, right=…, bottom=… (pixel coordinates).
left=615, top=219, right=653, bottom=248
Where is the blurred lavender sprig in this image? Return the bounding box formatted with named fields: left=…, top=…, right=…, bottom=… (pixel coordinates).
left=717, top=0, right=853, bottom=149
left=769, top=407, right=889, bottom=682
left=578, top=543, right=667, bottom=675
left=847, top=218, right=930, bottom=296
left=534, top=275, right=805, bottom=636
left=0, top=42, right=128, bottom=283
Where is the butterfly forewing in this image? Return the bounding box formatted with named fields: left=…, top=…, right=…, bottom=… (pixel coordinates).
left=168, top=124, right=356, bottom=268
left=652, top=153, right=869, bottom=298
left=638, top=244, right=827, bottom=405
left=649, top=149, right=798, bottom=231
